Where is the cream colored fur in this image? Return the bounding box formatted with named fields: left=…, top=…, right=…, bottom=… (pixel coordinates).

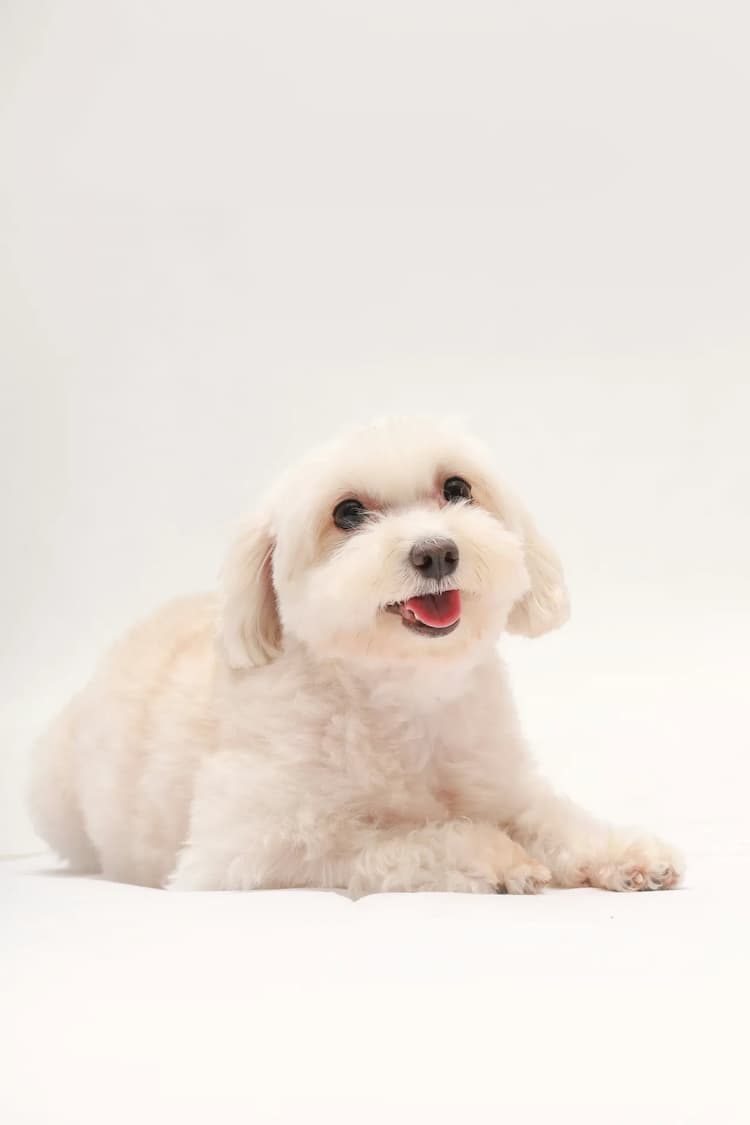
left=29, top=418, right=682, bottom=895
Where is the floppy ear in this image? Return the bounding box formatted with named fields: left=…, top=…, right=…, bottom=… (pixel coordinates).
left=219, top=515, right=282, bottom=669
left=506, top=506, right=570, bottom=638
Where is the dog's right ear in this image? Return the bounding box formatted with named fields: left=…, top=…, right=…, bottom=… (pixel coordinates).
left=219, top=514, right=282, bottom=669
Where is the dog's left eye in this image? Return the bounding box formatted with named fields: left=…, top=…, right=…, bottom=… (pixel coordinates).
left=443, top=476, right=472, bottom=502
left=333, top=498, right=368, bottom=531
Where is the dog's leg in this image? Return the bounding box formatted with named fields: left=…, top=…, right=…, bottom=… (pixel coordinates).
left=331, top=820, right=551, bottom=896
left=169, top=819, right=552, bottom=896
left=503, top=775, right=683, bottom=892
left=167, top=751, right=553, bottom=894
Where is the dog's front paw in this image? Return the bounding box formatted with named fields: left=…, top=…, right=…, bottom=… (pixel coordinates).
left=472, top=825, right=551, bottom=895
left=587, top=835, right=683, bottom=892
left=368, top=823, right=552, bottom=895
left=498, top=860, right=552, bottom=895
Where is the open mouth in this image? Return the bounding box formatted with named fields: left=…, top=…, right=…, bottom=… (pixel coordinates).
left=385, top=589, right=462, bottom=637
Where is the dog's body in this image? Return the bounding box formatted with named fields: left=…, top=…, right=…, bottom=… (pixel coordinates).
left=30, top=418, right=682, bottom=894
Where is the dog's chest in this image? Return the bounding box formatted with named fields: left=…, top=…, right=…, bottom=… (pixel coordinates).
left=320, top=694, right=483, bottom=822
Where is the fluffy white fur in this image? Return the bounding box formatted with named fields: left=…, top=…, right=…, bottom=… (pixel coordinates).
left=29, top=418, right=682, bottom=895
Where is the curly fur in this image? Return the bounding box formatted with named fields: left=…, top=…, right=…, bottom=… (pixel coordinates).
left=29, top=417, right=682, bottom=895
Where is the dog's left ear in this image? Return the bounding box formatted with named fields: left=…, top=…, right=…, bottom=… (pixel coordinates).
left=506, top=506, right=570, bottom=638
left=219, top=514, right=282, bottom=669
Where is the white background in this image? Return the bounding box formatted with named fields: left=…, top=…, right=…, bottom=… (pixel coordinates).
left=1, top=3, right=749, bottom=1123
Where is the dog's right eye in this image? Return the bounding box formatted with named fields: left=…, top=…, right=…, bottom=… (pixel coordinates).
left=333, top=498, right=368, bottom=531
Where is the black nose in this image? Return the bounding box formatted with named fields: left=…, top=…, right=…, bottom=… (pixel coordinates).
left=409, top=538, right=459, bottom=580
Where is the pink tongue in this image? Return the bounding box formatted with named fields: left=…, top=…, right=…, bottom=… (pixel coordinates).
left=404, top=590, right=462, bottom=628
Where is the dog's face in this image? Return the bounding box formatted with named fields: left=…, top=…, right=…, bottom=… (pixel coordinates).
left=221, top=419, right=569, bottom=669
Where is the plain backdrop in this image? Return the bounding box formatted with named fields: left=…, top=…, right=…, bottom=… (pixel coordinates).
left=1, top=4, right=749, bottom=1123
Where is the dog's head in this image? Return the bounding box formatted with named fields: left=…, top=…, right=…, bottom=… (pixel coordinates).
left=220, top=418, right=569, bottom=669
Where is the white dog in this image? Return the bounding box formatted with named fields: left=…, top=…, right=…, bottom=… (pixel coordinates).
left=29, top=417, right=682, bottom=895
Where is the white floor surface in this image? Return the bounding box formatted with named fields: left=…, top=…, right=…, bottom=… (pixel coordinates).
left=2, top=846, right=748, bottom=1125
